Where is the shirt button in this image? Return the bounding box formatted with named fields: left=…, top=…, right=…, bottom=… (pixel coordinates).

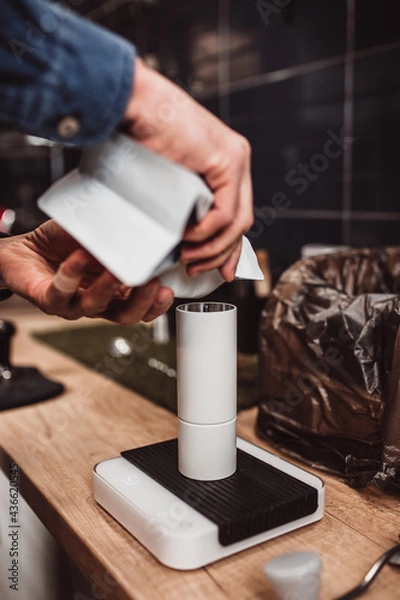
left=57, top=116, right=80, bottom=139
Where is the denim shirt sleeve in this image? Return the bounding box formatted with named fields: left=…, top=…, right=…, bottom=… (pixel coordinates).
left=0, top=0, right=136, bottom=146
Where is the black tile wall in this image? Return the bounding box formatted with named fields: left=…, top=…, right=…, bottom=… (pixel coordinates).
left=230, top=64, right=345, bottom=136
left=139, top=0, right=400, bottom=275
left=229, top=0, right=346, bottom=78
left=350, top=219, right=400, bottom=249
left=230, top=64, right=345, bottom=211
left=0, top=150, right=51, bottom=223
left=355, top=0, right=400, bottom=50
left=247, top=217, right=343, bottom=280
left=145, top=0, right=220, bottom=92
left=352, top=48, right=400, bottom=212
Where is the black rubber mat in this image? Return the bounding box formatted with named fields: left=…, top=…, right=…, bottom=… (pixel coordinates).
left=121, top=439, right=318, bottom=546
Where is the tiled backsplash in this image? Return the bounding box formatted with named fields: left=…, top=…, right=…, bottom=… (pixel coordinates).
left=138, top=0, right=400, bottom=280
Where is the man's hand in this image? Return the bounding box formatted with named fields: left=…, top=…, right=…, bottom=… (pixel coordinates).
left=124, top=58, right=254, bottom=282
left=0, top=220, right=174, bottom=324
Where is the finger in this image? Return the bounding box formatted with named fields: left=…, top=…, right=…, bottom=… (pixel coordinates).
left=103, top=278, right=162, bottom=326
left=219, top=240, right=243, bottom=282
left=181, top=222, right=242, bottom=265
left=44, top=249, right=92, bottom=317
left=217, top=168, right=254, bottom=281
left=182, top=178, right=240, bottom=244
left=238, top=163, right=254, bottom=231
left=52, top=250, right=90, bottom=293
left=141, top=286, right=174, bottom=322
left=181, top=169, right=253, bottom=265
left=79, top=270, right=123, bottom=317
left=185, top=240, right=240, bottom=280
left=115, top=284, right=133, bottom=300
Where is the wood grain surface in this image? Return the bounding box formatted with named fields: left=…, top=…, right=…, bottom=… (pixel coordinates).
left=0, top=303, right=399, bottom=600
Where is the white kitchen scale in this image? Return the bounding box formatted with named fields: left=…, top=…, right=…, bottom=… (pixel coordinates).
left=94, top=437, right=324, bottom=570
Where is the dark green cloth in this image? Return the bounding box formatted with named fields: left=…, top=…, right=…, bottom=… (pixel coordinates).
left=34, top=324, right=259, bottom=414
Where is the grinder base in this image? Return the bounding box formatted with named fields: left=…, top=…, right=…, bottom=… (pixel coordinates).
left=94, top=438, right=324, bottom=570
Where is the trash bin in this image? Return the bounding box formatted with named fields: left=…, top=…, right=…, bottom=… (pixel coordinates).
left=257, top=247, right=400, bottom=491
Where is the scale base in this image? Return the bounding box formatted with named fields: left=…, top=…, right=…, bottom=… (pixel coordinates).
left=94, top=438, right=324, bottom=570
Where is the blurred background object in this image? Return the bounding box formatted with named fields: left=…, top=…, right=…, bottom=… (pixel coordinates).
left=0, top=128, right=80, bottom=233
left=0, top=319, right=64, bottom=410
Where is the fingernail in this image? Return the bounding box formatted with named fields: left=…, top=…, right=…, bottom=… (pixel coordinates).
left=53, top=269, right=81, bottom=294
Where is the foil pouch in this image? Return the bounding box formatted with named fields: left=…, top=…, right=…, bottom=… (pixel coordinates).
left=257, top=247, right=400, bottom=491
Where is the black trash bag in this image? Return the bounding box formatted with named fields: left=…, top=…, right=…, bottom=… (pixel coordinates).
left=256, top=247, right=400, bottom=491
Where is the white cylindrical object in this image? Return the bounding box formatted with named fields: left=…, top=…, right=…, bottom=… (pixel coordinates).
left=176, top=302, right=237, bottom=480
left=178, top=418, right=237, bottom=481
left=263, top=551, right=322, bottom=600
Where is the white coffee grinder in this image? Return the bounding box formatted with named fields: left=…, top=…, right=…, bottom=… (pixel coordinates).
left=93, top=301, right=324, bottom=570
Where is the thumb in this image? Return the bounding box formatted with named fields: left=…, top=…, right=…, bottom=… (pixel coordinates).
left=45, top=250, right=91, bottom=313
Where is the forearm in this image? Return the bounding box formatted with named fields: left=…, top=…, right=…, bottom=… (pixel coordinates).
left=0, top=0, right=135, bottom=146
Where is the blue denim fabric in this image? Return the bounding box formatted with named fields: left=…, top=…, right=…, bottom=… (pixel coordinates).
left=0, top=0, right=136, bottom=146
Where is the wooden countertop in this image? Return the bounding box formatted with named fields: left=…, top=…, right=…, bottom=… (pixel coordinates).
left=0, top=305, right=399, bottom=599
